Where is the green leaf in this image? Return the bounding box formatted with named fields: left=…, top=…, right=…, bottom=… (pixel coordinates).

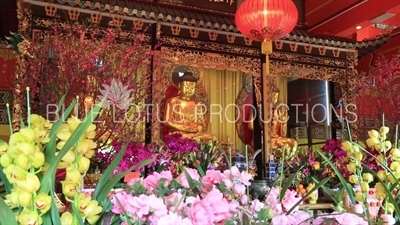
left=93, top=144, right=128, bottom=200
left=0, top=165, right=12, bottom=194
left=286, top=176, right=331, bottom=215
left=44, top=96, right=74, bottom=163
left=279, top=173, right=296, bottom=201
left=317, top=150, right=355, bottom=204
left=94, top=159, right=154, bottom=203
left=71, top=203, right=84, bottom=225
left=0, top=196, right=17, bottom=225
left=182, top=168, right=197, bottom=190
left=39, top=102, right=102, bottom=194
left=49, top=190, right=62, bottom=224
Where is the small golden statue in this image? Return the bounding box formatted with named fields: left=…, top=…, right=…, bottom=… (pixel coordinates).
left=270, top=88, right=298, bottom=161
left=163, top=72, right=217, bottom=143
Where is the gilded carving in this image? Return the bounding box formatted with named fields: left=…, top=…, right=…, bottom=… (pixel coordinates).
left=171, top=26, right=181, bottom=35
left=319, top=47, right=326, bottom=56
left=44, top=4, right=57, bottom=17
left=244, top=37, right=253, bottom=46
left=68, top=9, right=80, bottom=21
left=290, top=43, right=298, bottom=52
left=226, top=34, right=235, bottom=43
left=151, top=47, right=262, bottom=143
left=133, top=20, right=144, bottom=31
left=274, top=41, right=283, bottom=50
left=91, top=12, right=102, bottom=24
left=208, top=31, right=218, bottom=41
left=111, top=15, right=124, bottom=27
left=333, top=49, right=340, bottom=58
left=304, top=45, right=312, bottom=54
left=162, top=36, right=260, bottom=56
left=190, top=28, right=199, bottom=38
left=31, top=17, right=151, bottom=42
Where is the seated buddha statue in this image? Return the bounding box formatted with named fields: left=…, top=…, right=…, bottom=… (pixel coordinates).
left=270, top=88, right=298, bottom=161
left=163, top=72, right=217, bottom=143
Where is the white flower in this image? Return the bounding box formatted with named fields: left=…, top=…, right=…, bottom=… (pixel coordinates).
left=97, top=79, right=133, bottom=110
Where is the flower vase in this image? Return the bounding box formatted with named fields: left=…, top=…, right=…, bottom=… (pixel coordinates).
left=308, top=189, right=319, bottom=204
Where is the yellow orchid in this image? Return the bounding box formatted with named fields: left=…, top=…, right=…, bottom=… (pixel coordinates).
left=384, top=141, right=392, bottom=150
left=360, top=181, right=369, bottom=193
left=15, top=154, right=31, bottom=170
left=34, top=129, right=50, bottom=144
left=349, top=175, right=359, bottom=184
left=65, top=167, right=83, bottom=183
left=60, top=150, right=76, bottom=163
left=0, top=153, right=12, bottom=167
left=368, top=130, right=380, bottom=139
left=17, top=173, right=41, bottom=194
left=354, top=192, right=364, bottom=202
left=342, top=140, right=352, bottom=152
left=375, top=182, right=386, bottom=193
left=85, top=124, right=97, bottom=139
left=379, top=126, right=389, bottom=136
left=30, top=151, right=45, bottom=168
left=18, top=209, right=43, bottom=225
left=18, top=190, right=32, bottom=208
left=60, top=212, right=73, bottom=225
left=390, top=162, right=400, bottom=171
left=362, top=173, right=373, bottom=183
left=16, top=142, right=36, bottom=156
left=76, top=139, right=97, bottom=157
left=346, top=162, right=357, bottom=173
left=391, top=148, right=400, bottom=159
left=377, top=170, right=387, bottom=181
left=0, top=142, right=8, bottom=155
left=5, top=164, right=27, bottom=183
left=61, top=180, right=79, bottom=197
left=19, top=128, right=36, bottom=143
left=34, top=193, right=52, bottom=213
left=77, top=193, right=92, bottom=212
left=67, top=116, right=82, bottom=131
left=82, top=200, right=103, bottom=225
left=5, top=191, right=19, bottom=208
left=366, top=137, right=380, bottom=148
left=78, top=156, right=91, bottom=173
left=376, top=154, right=385, bottom=166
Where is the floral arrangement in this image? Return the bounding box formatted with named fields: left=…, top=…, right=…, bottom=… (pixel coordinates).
left=107, top=166, right=313, bottom=225
left=97, top=141, right=158, bottom=174
left=0, top=97, right=153, bottom=225
left=320, top=139, right=351, bottom=186
left=315, top=120, right=400, bottom=225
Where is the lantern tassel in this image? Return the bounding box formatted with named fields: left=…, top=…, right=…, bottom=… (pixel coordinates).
left=262, top=40, right=272, bottom=163
left=261, top=40, right=273, bottom=55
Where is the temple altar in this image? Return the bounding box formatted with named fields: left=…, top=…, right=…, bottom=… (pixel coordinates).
left=1, top=0, right=393, bottom=179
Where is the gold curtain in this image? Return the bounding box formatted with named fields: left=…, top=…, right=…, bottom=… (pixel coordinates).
left=277, top=76, right=288, bottom=105
left=202, top=69, right=245, bottom=152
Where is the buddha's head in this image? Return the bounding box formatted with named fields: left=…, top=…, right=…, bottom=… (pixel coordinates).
left=178, top=72, right=198, bottom=98
left=272, top=87, right=280, bottom=104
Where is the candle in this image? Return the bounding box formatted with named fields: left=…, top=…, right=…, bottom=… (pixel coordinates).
left=6, top=103, right=12, bottom=134
left=26, top=87, right=31, bottom=128
left=245, top=145, right=248, bottom=173
left=76, top=95, right=79, bottom=118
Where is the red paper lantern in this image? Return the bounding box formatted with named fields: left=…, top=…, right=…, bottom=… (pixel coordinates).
left=235, top=0, right=298, bottom=42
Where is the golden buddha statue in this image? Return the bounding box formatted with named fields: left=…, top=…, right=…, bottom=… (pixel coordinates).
left=163, top=72, right=217, bottom=143
left=270, top=88, right=298, bottom=161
